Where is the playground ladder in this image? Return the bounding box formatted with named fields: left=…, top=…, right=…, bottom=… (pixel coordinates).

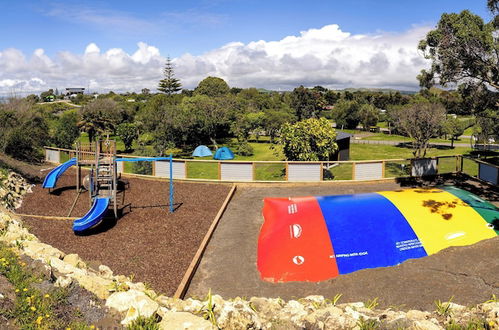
left=94, top=140, right=118, bottom=218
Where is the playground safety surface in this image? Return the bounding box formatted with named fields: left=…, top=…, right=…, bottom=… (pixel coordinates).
left=17, top=169, right=231, bottom=296
left=187, top=177, right=499, bottom=310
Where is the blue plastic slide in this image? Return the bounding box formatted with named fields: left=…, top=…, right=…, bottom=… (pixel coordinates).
left=73, top=197, right=110, bottom=232
left=42, top=158, right=77, bottom=189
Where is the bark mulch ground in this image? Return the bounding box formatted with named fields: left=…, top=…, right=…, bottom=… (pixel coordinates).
left=17, top=168, right=232, bottom=296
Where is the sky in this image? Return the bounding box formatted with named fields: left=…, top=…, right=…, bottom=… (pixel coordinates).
left=0, top=0, right=493, bottom=95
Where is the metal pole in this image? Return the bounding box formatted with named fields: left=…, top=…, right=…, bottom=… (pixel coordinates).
left=169, top=154, right=174, bottom=213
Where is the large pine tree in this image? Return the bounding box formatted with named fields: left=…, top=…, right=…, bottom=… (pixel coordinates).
left=158, top=56, right=182, bottom=95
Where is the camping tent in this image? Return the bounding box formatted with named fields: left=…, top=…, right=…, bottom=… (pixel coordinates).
left=213, top=147, right=234, bottom=160
left=192, top=145, right=213, bottom=157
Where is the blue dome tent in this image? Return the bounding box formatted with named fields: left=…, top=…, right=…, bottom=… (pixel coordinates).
left=192, top=145, right=213, bottom=157
left=213, top=147, right=234, bottom=160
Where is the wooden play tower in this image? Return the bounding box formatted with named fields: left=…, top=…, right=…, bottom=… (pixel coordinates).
left=75, top=139, right=118, bottom=218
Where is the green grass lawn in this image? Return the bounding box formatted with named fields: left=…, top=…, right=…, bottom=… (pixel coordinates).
left=68, top=133, right=473, bottom=181
left=350, top=144, right=471, bottom=161
left=357, top=134, right=461, bottom=144
left=186, top=142, right=284, bottom=180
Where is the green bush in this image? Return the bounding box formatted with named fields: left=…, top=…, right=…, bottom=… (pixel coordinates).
left=132, top=161, right=153, bottom=175
left=236, top=141, right=254, bottom=156
left=4, top=129, right=44, bottom=163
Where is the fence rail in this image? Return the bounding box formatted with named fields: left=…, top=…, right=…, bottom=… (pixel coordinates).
left=44, top=147, right=494, bottom=184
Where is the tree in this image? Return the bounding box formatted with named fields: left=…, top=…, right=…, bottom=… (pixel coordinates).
left=358, top=103, right=380, bottom=130
left=262, top=108, right=295, bottom=143
left=25, top=94, right=40, bottom=103
left=442, top=116, right=468, bottom=147
left=331, top=100, right=362, bottom=129
left=277, top=117, right=338, bottom=161
left=0, top=98, right=49, bottom=162
left=290, top=86, right=324, bottom=120
left=177, top=94, right=232, bottom=147
left=230, top=111, right=265, bottom=142
left=418, top=2, right=499, bottom=149
left=53, top=110, right=80, bottom=149
left=117, top=123, right=138, bottom=152
left=78, top=99, right=121, bottom=142
left=473, top=109, right=499, bottom=144
left=418, top=10, right=498, bottom=91
left=141, top=88, right=150, bottom=95
left=194, top=77, right=230, bottom=97
left=393, top=102, right=446, bottom=158
left=158, top=56, right=182, bottom=95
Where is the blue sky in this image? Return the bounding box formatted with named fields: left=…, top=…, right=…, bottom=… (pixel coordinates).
left=0, top=0, right=493, bottom=94
left=1, top=0, right=491, bottom=56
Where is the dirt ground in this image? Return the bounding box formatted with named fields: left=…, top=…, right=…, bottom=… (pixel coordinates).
left=17, top=168, right=232, bottom=296
left=187, top=177, right=499, bottom=310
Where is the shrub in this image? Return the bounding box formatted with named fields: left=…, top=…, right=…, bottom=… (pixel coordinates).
left=236, top=141, right=254, bottom=156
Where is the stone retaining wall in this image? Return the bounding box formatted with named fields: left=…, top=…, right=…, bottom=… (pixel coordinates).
left=0, top=170, right=32, bottom=209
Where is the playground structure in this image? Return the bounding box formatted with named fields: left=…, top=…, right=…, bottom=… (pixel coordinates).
left=42, top=139, right=174, bottom=233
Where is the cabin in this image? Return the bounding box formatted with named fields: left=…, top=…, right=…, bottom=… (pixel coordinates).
left=65, top=88, right=85, bottom=96
left=332, top=131, right=352, bottom=161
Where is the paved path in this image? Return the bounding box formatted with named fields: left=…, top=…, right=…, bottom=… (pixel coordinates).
left=187, top=179, right=499, bottom=310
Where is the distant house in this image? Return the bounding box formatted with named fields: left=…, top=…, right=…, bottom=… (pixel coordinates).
left=65, top=88, right=85, bottom=96
left=332, top=131, right=352, bottom=161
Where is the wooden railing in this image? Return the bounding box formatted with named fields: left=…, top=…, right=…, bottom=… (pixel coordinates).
left=44, top=146, right=476, bottom=183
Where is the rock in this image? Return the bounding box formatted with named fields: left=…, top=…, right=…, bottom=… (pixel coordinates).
left=406, top=309, right=430, bottom=321
left=210, top=294, right=225, bottom=310
left=216, top=298, right=261, bottom=329
left=181, top=298, right=205, bottom=313
left=106, top=290, right=159, bottom=324
left=481, top=302, right=499, bottom=322
left=63, top=254, right=86, bottom=269
left=49, top=257, right=86, bottom=277
left=0, top=275, right=15, bottom=324
left=0, top=275, right=15, bottom=303
left=158, top=311, right=215, bottom=330
left=22, top=240, right=64, bottom=260
left=128, top=281, right=146, bottom=292
left=301, top=295, right=326, bottom=305
left=73, top=274, right=113, bottom=300
left=114, top=275, right=128, bottom=283
left=33, top=280, right=54, bottom=295
left=249, top=297, right=286, bottom=328
left=447, top=302, right=467, bottom=313
left=277, top=300, right=308, bottom=328
left=303, top=306, right=344, bottom=329
left=342, top=302, right=365, bottom=309
left=20, top=256, right=52, bottom=280
left=344, top=305, right=363, bottom=320
left=98, top=265, right=113, bottom=279
left=54, top=276, right=73, bottom=288
left=322, top=315, right=357, bottom=329
left=383, top=317, right=416, bottom=330
left=156, top=306, right=170, bottom=318
left=2, top=221, right=36, bottom=244
left=413, top=319, right=444, bottom=330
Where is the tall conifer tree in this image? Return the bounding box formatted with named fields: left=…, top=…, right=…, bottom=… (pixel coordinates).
left=158, top=56, right=182, bottom=95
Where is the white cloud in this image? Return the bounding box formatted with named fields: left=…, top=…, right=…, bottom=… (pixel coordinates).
left=0, top=24, right=431, bottom=95
left=175, top=24, right=432, bottom=90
